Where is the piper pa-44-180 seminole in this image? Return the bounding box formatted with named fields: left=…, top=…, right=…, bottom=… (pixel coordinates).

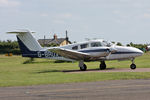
left=7, top=30, right=143, bottom=71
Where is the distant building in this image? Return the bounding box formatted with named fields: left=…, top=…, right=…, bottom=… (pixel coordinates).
left=38, top=31, right=71, bottom=47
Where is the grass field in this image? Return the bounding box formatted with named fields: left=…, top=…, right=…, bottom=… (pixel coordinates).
left=0, top=52, right=150, bottom=87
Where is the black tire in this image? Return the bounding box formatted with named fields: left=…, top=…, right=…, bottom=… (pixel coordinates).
left=130, top=64, right=136, bottom=69
left=100, top=61, right=106, bottom=70
left=80, top=64, right=87, bottom=71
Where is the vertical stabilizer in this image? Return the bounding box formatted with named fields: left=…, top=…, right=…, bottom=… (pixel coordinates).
left=7, top=30, right=43, bottom=57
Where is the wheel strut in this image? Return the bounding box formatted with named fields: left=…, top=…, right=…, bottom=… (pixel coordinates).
left=79, top=60, right=87, bottom=71
left=130, top=58, right=136, bottom=69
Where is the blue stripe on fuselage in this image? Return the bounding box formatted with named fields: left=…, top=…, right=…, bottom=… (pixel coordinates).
left=111, top=52, right=142, bottom=54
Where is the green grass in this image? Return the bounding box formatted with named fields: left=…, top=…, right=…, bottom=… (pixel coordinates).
left=0, top=52, right=150, bottom=87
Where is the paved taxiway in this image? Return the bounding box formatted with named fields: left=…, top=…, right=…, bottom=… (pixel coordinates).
left=63, top=68, right=150, bottom=73
left=0, top=79, right=150, bottom=100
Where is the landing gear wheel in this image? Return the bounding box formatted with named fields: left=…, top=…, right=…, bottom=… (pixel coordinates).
left=100, top=61, right=106, bottom=70
left=130, top=64, right=136, bottom=69
left=80, top=64, right=87, bottom=71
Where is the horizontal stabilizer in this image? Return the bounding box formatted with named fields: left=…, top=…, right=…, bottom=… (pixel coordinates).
left=7, top=30, right=35, bottom=34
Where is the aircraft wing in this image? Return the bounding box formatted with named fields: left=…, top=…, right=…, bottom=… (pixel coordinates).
left=48, top=48, right=91, bottom=60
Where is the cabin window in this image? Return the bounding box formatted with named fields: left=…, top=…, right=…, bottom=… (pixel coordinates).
left=91, top=42, right=102, bottom=47
left=72, top=46, right=78, bottom=50
left=80, top=44, right=88, bottom=49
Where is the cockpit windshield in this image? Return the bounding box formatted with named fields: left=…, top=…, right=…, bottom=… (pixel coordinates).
left=91, top=42, right=102, bottom=47
left=102, top=41, right=112, bottom=47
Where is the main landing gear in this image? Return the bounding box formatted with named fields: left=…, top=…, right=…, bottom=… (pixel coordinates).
left=79, top=60, right=107, bottom=71
left=130, top=58, right=136, bottom=69
left=100, top=61, right=106, bottom=70
left=79, top=60, right=87, bottom=71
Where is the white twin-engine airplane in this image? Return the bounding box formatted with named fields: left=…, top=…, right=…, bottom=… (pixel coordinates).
left=7, top=30, right=143, bottom=71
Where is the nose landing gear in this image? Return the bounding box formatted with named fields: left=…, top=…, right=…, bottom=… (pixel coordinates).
left=130, top=64, right=136, bottom=69
left=130, top=58, right=136, bottom=69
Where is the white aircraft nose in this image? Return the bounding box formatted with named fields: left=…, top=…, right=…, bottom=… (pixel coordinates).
left=131, top=47, right=144, bottom=56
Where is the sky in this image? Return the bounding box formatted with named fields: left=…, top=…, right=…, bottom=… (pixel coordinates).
left=0, top=0, right=150, bottom=44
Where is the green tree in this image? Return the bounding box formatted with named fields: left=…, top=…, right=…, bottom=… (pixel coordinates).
left=0, top=40, right=21, bottom=55
left=117, top=42, right=122, bottom=46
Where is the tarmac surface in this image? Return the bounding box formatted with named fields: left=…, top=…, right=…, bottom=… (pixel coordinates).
left=1, top=79, right=150, bottom=100
left=63, top=68, right=150, bottom=73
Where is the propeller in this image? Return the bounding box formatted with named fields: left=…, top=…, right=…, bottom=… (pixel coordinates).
left=104, top=44, right=117, bottom=59
left=109, top=44, right=117, bottom=53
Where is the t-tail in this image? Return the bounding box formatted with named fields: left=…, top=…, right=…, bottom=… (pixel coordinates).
left=7, top=30, right=72, bottom=61
left=7, top=30, right=43, bottom=58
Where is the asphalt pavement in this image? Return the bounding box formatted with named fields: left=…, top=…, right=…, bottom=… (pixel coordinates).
left=0, top=79, right=150, bottom=100
left=63, top=68, right=150, bottom=73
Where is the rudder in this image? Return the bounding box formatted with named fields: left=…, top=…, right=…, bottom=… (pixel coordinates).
left=7, top=30, right=43, bottom=57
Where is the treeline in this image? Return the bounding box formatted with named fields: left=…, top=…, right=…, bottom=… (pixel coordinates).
left=0, top=40, right=149, bottom=55
left=0, top=40, right=59, bottom=55
left=127, top=42, right=148, bottom=50
left=116, top=42, right=148, bottom=51
left=0, top=40, right=21, bottom=55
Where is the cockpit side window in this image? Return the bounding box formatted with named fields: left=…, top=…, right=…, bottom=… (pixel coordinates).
left=91, top=42, right=102, bottom=47
left=72, top=46, right=78, bottom=50
left=80, top=44, right=89, bottom=49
